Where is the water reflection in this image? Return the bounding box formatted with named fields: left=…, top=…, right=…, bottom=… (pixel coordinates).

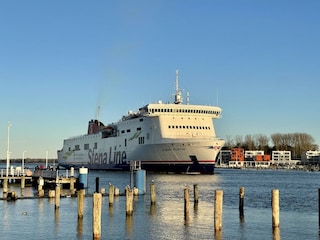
left=77, top=218, right=84, bottom=238
left=126, top=215, right=133, bottom=237
left=273, top=227, right=280, bottom=240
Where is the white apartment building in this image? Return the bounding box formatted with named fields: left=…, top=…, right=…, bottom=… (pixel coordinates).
left=245, top=150, right=264, bottom=160
left=271, top=151, right=291, bottom=165
left=301, top=150, right=320, bottom=164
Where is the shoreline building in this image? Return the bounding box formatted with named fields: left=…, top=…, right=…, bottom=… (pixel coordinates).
left=301, top=150, right=320, bottom=165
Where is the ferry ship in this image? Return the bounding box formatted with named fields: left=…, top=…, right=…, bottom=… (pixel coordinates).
left=57, top=70, right=224, bottom=173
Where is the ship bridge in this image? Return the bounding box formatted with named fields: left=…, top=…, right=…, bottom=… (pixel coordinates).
left=141, top=103, right=222, bottom=119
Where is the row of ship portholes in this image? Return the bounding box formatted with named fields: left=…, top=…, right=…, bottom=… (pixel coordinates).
left=168, top=125, right=211, bottom=130
left=150, top=108, right=220, bottom=115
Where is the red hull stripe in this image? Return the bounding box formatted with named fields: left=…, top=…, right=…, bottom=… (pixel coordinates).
left=141, top=160, right=215, bottom=164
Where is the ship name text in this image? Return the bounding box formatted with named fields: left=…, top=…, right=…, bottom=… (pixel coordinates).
left=88, top=148, right=127, bottom=165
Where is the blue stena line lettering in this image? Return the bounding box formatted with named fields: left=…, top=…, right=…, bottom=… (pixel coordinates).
left=88, top=149, right=127, bottom=165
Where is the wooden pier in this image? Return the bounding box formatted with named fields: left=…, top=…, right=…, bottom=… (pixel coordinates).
left=0, top=167, right=78, bottom=199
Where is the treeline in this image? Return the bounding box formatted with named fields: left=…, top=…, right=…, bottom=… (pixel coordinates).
left=223, top=132, right=318, bottom=158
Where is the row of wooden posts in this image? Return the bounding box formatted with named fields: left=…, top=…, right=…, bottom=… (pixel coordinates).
left=183, top=185, right=280, bottom=231
left=0, top=177, right=286, bottom=239
left=51, top=178, right=156, bottom=240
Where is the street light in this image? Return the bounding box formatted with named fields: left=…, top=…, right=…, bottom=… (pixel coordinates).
left=22, top=151, right=27, bottom=176
left=45, top=150, right=48, bottom=169
left=6, top=122, right=11, bottom=177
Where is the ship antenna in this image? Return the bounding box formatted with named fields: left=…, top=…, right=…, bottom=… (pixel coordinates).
left=174, top=69, right=183, bottom=104
left=186, top=91, right=190, bottom=105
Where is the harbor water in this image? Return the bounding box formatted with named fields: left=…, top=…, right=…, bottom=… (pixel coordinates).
left=0, top=166, right=319, bottom=240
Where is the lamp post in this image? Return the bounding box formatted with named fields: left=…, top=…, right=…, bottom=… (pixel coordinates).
left=45, top=150, right=48, bottom=169
left=6, top=122, right=11, bottom=177
left=22, top=151, right=27, bottom=176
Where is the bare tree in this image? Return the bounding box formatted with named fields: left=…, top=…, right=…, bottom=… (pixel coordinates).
left=255, top=134, right=269, bottom=151
left=270, top=133, right=282, bottom=150
left=234, top=135, right=243, bottom=148
left=224, top=135, right=234, bottom=149
left=244, top=134, right=255, bottom=150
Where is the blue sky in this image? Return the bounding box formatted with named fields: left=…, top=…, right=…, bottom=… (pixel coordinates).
left=0, top=1, right=319, bottom=159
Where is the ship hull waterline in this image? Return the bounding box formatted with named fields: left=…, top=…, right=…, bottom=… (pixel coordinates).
left=58, top=141, right=221, bottom=174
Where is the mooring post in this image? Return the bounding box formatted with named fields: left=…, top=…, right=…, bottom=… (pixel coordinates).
left=150, top=181, right=156, bottom=205
left=21, top=176, right=25, bottom=189
left=194, top=184, right=199, bottom=204
left=69, top=177, right=75, bottom=195
left=239, top=186, right=245, bottom=218
left=214, top=189, right=223, bottom=232
left=78, top=189, right=85, bottom=219
left=318, top=188, right=320, bottom=229
left=55, top=184, right=61, bottom=209
left=114, top=187, right=120, bottom=197
left=93, top=192, right=102, bottom=239
left=272, top=189, right=280, bottom=228
left=109, top=184, right=114, bottom=206
left=184, top=186, right=190, bottom=222
left=3, top=178, right=8, bottom=194
left=126, top=186, right=133, bottom=216
left=95, top=177, right=99, bottom=193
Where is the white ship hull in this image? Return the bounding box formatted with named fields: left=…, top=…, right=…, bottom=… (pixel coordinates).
left=58, top=138, right=224, bottom=173
left=57, top=70, right=224, bottom=173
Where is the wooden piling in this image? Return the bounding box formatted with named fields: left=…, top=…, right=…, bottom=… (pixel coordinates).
left=318, top=188, right=320, bottom=229
left=21, top=176, right=25, bottom=189
left=239, top=187, right=245, bottom=217
left=150, top=182, right=156, bottom=205
left=133, top=187, right=139, bottom=196
left=194, top=184, right=199, bottom=204
left=109, top=184, right=114, bottom=206
left=95, top=177, right=99, bottom=193
left=69, top=177, right=75, bottom=195
left=55, top=184, right=61, bottom=209
left=126, top=186, right=133, bottom=216
left=184, top=187, right=190, bottom=221
left=78, top=189, right=85, bottom=219
left=48, top=189, right=55, bottom=198
left=272, top=189, right=280, bottom=228
left=114, top=187, right=120, bottom=197
left=93, top=193, right=102, bottom=239
left=214, top=189, right=223, bottom=232
left=3, top=178, right=8, bottom=193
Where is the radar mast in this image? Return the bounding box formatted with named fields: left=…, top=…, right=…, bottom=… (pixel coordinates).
left=174, top=69, right=183, bottom=104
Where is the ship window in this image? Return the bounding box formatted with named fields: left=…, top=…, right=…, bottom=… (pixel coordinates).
left=125, top=139, right=127, bottom=147
left=75, top=145, right=80, bottom=151
left=94, top=142, right=97, bottom=149
left=168, top=126, right=171, bottom=128
left=84, top=144, right=89, bottom=150
left=176, top=126, right=178, bottom=128
left=127, top=129, right=131, bottom=132
left=139, top=136, right=145, bottom=144
left=121, top=130, right=125, bottom=134
left=68, top=147, right=71, bottom=151
left=140, top=118, right=143, bottom=122
left=137, top=127, right=141, bottom=131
